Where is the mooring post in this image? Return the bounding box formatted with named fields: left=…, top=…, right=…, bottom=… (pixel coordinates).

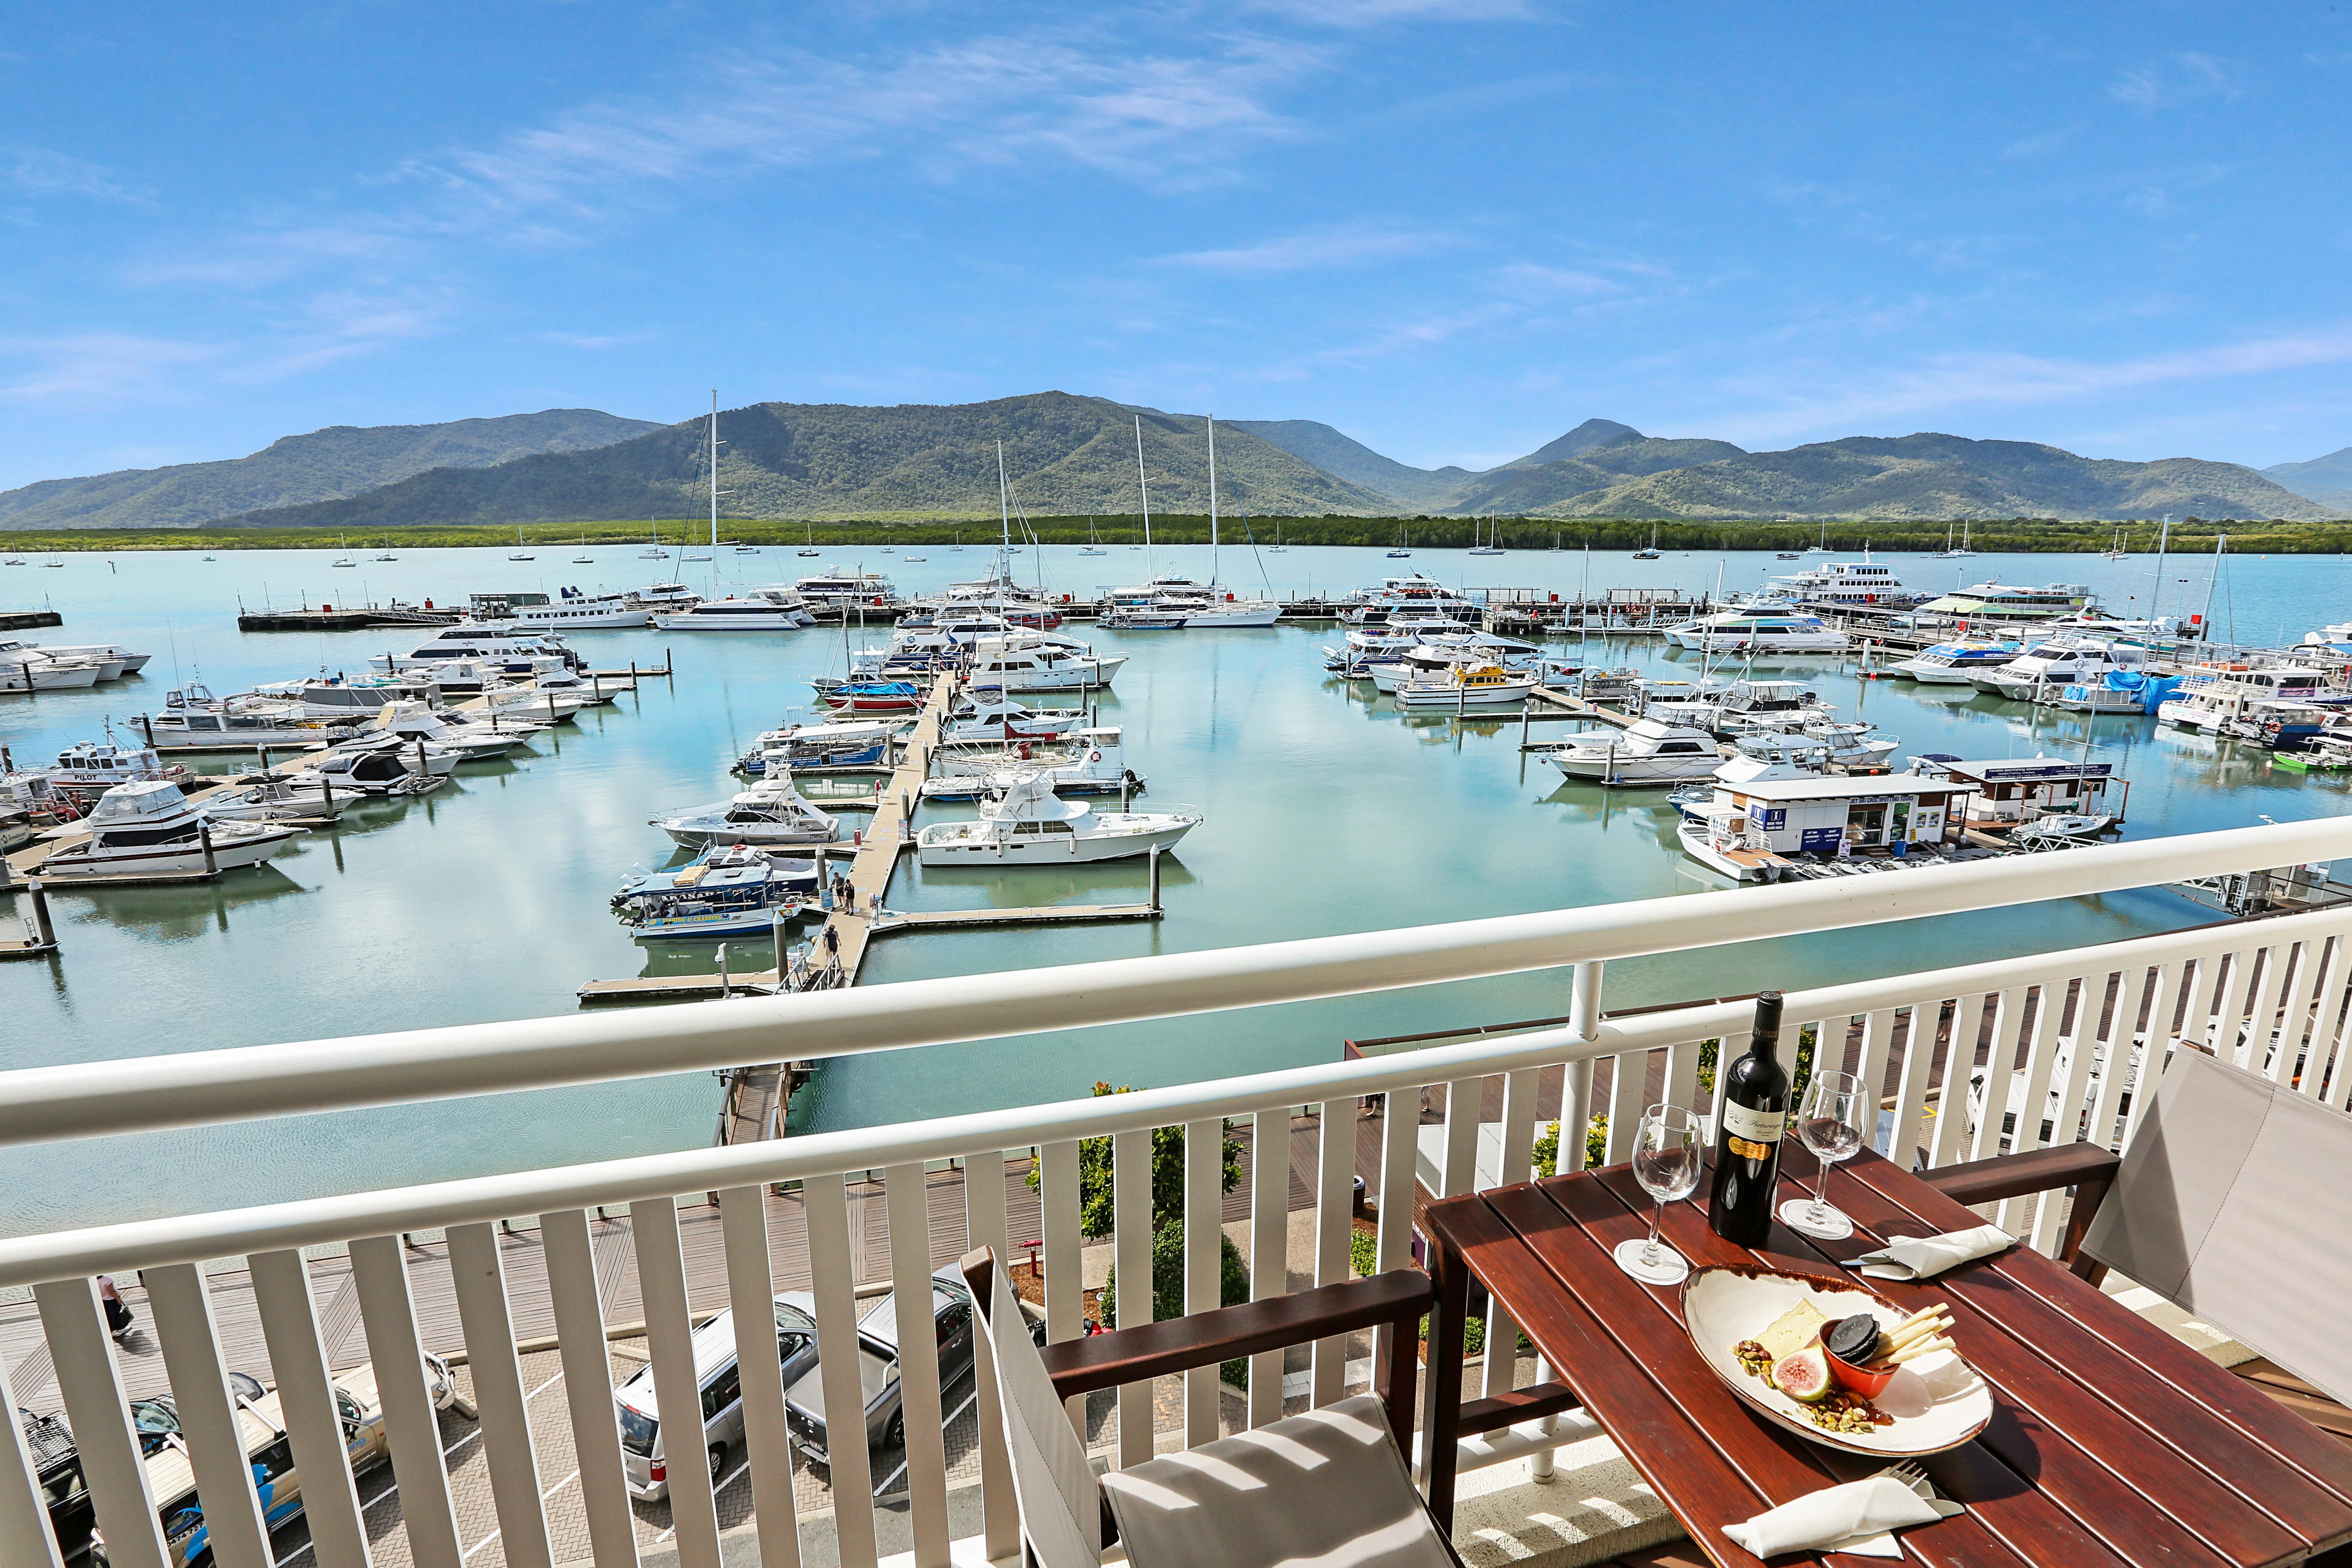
left=320, top=771, right=333, bottom=813
left=1122, top=775, right=1131, bottom=812
left=416, top=738, right=429, bottom=778
left=1520, top=699, right=1533, bottom=748
left=772, top=907, right=790, bottom=985
left=26, top=879, right=55, bottom=950
left=717, top=942, right=731, bottom=1000
left=141, top=713, right=156, bottom=749
left=547, top=692, right=558, bottom=726
left=198, top=818, right=218, bottom=876
left=1148, top=843, right=1162, bottom=911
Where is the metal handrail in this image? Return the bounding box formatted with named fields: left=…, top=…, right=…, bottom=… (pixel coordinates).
left=0, top=819, right=2343, bottom=1149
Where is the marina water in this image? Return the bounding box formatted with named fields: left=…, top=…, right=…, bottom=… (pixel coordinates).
left=1, top=542, right=2343, bottom=1236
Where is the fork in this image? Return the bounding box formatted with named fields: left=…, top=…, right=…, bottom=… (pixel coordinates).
left=1883, top=1460, right=1928, bottom=1493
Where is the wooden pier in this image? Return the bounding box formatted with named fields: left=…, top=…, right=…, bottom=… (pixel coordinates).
left=236, top=605, right=463, bottom=632
left=0, top=609, right=63, bottom=631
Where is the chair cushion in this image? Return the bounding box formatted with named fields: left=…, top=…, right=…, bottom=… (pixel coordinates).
left=1102, top=1394, right=1463, bottom=1568
left=2084, top=1048, right=2352, bottom=1406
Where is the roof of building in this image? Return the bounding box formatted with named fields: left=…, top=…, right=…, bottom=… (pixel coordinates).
left=1725, top=772, right=1968, bottom=802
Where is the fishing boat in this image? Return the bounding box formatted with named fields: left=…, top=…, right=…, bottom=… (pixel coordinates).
left=1393, top=663, right=1539, bottom=709
left=650, top=588, right=818, bottom=630
left=1544, top=719, right=1721, bottom=785
left=735, top=720, right=897, bottom=777
left=1677, top=771, right=1975, bottom=882
left=1660, top=608, right=1847, bottom=654
left=915, top=770, right=1199, bottom=865
left=922, top=727, right=1137, bottom=800
left=652, top=772, right=841, bottom=849
left=940, top=698, right=1088, bottom=742
left=2158, top=663, right=2347, bottom=734
left=1887, top=640, right=2019, bottom=683
left=33, top=780, right=304, bottom=879
left=611, top=845, right=817, bottom=939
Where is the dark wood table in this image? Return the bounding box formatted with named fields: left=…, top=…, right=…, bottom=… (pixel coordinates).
left=1419, top=1145, right=2352, bottom=1568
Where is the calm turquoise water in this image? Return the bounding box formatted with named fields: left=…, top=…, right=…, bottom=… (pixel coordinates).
left=0, top=541, right=2342, bottom=1236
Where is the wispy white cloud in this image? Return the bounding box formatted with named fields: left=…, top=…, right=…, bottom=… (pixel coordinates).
left=1163, top=221, right=1459, bottom=272
left=540, top=330, right=653, bottom=350
left=2001, top=126, right=2079, bottom=159
left=1242, top=0, right=1534, bottom=23
left=2108, top=52, right=2245, bottom=111
left=1490, top=261, right=1621, bottom=298
left=3, top=146, right=146, bottom=202
left=1710, top=326, right=2352, bottom=446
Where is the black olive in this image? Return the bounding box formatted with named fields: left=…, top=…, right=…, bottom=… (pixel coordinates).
left=1826, top=1313, right=1880, bottom=1361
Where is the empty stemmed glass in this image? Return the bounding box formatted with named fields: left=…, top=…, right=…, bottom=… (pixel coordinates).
left=1614, top=1104, right=1704, bottom=1285
left=1780, top=1070, right=1869, bottom=1239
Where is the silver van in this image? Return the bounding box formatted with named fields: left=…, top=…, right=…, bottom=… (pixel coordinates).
left=617, top=1297, right=820, bottom=1502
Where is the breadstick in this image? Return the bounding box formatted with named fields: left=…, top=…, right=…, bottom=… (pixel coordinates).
left=1886, top=1310, right=1953, bottom=1351
left=1892, top=1303, right=1946, bottom=1334
left=1887, top=1335, right=1955, bottom=1365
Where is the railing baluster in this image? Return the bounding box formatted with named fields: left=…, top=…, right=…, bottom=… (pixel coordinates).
left=2311, top=934, right=2352, bottom=1108
left=447, top=1221, right=555, bottom=1568
left=144, top=1263, right=272, bottom=1568
left=1440, top=1076, right=1483, bottom=1198
left=348, top=1235, right=465, bottom=1568
left=1855, top=1008, right=1897, bottom=1153
left=2256, top=938, right=2310, bottom=1084
left=1110, top=1129, right=1155, bottom=1465
left=1183, top=1118, right=1223, bottom=1443
left=959, top=1150, right=1019, bottom=1561
left=1482, top=1070, right=1541, bottom=1404
left=539, top=1210, right=640, bottom=1568
left=1995, top=975, right=2072, bottom=1236
left=1603, top=1047, right=1645, bottom=1165
left=1662, top=1039, right=1702, bottom=1122
left=2220, top=944, right=2266, bottom=1069
left=629, top=1199, right=722, bottom=1568
left=0, top=1351, right=65, bottom=1568
left=36, top=1280, right=165, bottom=1568
left=1927, top=993, right=1986, bottom=1169
left=883, top=1162, right=952, bottom=1566
left=1884, top=1006, right=1934, bottom=1169
left=249, top=1249, right=372, bottom=1568
left=802, top=1175, right=879, bottom=1568
left=2278, top=936, right=2336, bottom=1098
left=1037, top=1140, right=1083, bottom=1352
left=1312, top=1097, right=1354, bottom=1407
left=1247, top=1108, right=1288, bottom=1429
left=1965, top=987, right=2026, bottom=1165
left=718, top=1187, right=802, bottom=1568
left=2121, top=959, right=2193, bottom=1149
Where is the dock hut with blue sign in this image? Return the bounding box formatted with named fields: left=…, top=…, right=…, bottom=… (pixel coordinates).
left=1678, top=771, right=1979, bottom=883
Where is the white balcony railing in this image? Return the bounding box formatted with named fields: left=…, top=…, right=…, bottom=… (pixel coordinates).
left=4, top=819, right=2352, bottom=1568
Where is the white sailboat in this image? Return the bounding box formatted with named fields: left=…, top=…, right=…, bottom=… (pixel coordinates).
left=331, top=533, right=356, bottom=568
left=1469, top=519, right=1503, bottom=556
left=1388, top=522, right=1411, bottom=559
left=509, top=525, right=534, bottom=561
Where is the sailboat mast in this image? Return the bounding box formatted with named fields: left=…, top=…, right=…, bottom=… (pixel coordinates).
left=2150, top=515, right=2170, bottom=628
left=1207, top=415, right=1219, bottom=582
left=1135, top=416, right=1153, bottom=560
left=996, top=441, right=1011, bottom=582
left=708, top=390, right=720, bottom=551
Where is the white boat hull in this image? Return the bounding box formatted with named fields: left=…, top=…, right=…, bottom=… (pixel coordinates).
left=650, top=612, right=814, bottom=630
left=916, top=813, right=1195, bottom=865
left=1, top=661, right=102, bottom=692
left=1547, top=747, right=1720, bottom=785
left=1668, top=632, right=1848, bottom=654
left=968, top=658, right=1127, bottom=692
left=1179, top=605, right=1281, bottom=628
left=1395, top=681, right=1537, bottom=708
left=40, top=824, right=301, bottom=878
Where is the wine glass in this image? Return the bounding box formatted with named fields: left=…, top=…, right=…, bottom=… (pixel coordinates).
left=1613, top=1104, right=1704, bottom=1285
left=1780, top=1070, right=1869, bottom=1239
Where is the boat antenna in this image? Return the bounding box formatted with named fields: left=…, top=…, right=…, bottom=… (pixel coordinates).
left=709, top=390, right=722, bottom=554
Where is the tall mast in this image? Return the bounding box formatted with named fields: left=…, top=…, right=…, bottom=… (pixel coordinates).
left=708, top=390, right=720, bottom=551
left=997, top=441, right=1011, bottom=582
left=1134, top=415, right=1153, bottom=565
left=1207, top=414, right=1219, bottom=583
left=2151, top=515, right=2170, bottom=629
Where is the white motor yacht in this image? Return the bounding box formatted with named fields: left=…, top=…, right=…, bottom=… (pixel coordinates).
left=2159, top=664, right=2343, bottom=734
left=736, top=720, right=897, bottom=776
left=611, top=845, right=817, bottom=940
left=1971, top=636, right=2146, bottom=698
left=0, top=644, right=104, bottom=691
left=139, top=684, right=366, bottom=751
left=0, top=639, right=149, bottom=679
left=940, top=699, right=1088, bottom=742
left=1887, top=640, right=2020, bottom=684
left=652, top=588, right=818, bottom=630
left=964, top=636, right=1127, bottom=692
left=35, top=780, right=302, bottom=878
left=373, top=627, right=580, bottom=673
left=916, top=770, right=1199, bottom=865
left=466, top=589, right=652, bottom=629
left=22, top=738, right=189, bottom=805
left=652, top=773, right=842, bottom=849
left=317, top=731, right=463, bottom=791
left=1763, top=558, right=1918, bottom=608
left=793, top=570, right=902, bottom=616
left=199, top=770, right=350, bottom=824
left=1545, top=719, right=1722, bottom=786
left=368, top=700, right=530, bottom=759
left=1661, top=609, right=1848, bottom=653
left=921, top=727, right=1138, bottom=801
left=1393, top=664, right=1539, bottom=709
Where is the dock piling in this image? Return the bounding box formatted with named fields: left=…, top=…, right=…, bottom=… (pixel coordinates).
left=26, top=879, right=55, bottom=951
left=772, top=908, right=790, bottom=980
left=198, top=819, right=218, bottom=877
left=1149, top=844, right=1162, bottom=912
left=717, top=943, right=731, bottom=1000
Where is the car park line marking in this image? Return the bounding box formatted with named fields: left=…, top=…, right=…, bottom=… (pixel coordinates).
left=273, top=1416, right=492, bottom=1565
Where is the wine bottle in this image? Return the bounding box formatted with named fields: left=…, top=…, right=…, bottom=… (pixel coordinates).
left=1708, top=991, right=1790, bottom=1247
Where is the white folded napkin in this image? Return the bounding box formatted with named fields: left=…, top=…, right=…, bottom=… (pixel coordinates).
left=1851, top=1222, right=2014, bottom=1281
left=1723, top=1469, right=1961, bottom=1559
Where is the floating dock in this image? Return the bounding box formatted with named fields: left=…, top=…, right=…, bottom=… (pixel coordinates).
left=236, top=606, right=462, bottom=632
left=0, top=610, right=63, bottom=632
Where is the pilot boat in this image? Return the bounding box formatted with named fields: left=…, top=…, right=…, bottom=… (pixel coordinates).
left=652, top=772, right=842, bottom=849
left=611, top=844, right=818, bottom=939
left=915, top=770, right=1200, bottom=865
left=35, top=780, right=303, bottom=878
left=26, top=738, right=189, bottom=805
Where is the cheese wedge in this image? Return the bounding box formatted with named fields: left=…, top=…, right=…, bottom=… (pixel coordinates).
left=1758, top=1299, right=1830, bottom=1362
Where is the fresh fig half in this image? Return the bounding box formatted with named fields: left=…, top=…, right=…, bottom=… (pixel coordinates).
left=1770, top=1345, right=1834, bottom=1404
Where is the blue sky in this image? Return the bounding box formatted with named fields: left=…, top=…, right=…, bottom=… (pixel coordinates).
left=3, top=2, right=2348, bottom=490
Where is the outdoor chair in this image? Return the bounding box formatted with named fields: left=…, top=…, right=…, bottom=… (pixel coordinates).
left=1922, top=1044, right=2352, bottom=1425
left=959, top=1245, right=1461, bottom=1568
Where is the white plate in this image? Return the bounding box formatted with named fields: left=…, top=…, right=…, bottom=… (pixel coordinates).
left=1681, top=1263, right=1993, bottom=1456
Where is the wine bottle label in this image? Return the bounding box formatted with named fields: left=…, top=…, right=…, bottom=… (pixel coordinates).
left=1720, top=1100, right=1786, bottom=1159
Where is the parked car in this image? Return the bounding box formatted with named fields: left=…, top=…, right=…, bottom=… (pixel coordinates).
left=88, top=1355, right=457, bottom=1568
left=616, top=1298, right=821, bottom=1503
left=781, top=1268, right=986, bottom=1467
left=19, top=1407, right=91, bottom=1551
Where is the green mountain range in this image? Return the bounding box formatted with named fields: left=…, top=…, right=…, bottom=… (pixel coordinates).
left=221, top=394, right=1390, bottom=530
left=0, top=408, right=659, bottom=531
left=7, top=393, right=2341, bottom=531
left=2263, top=447, right=2352, bottom=514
